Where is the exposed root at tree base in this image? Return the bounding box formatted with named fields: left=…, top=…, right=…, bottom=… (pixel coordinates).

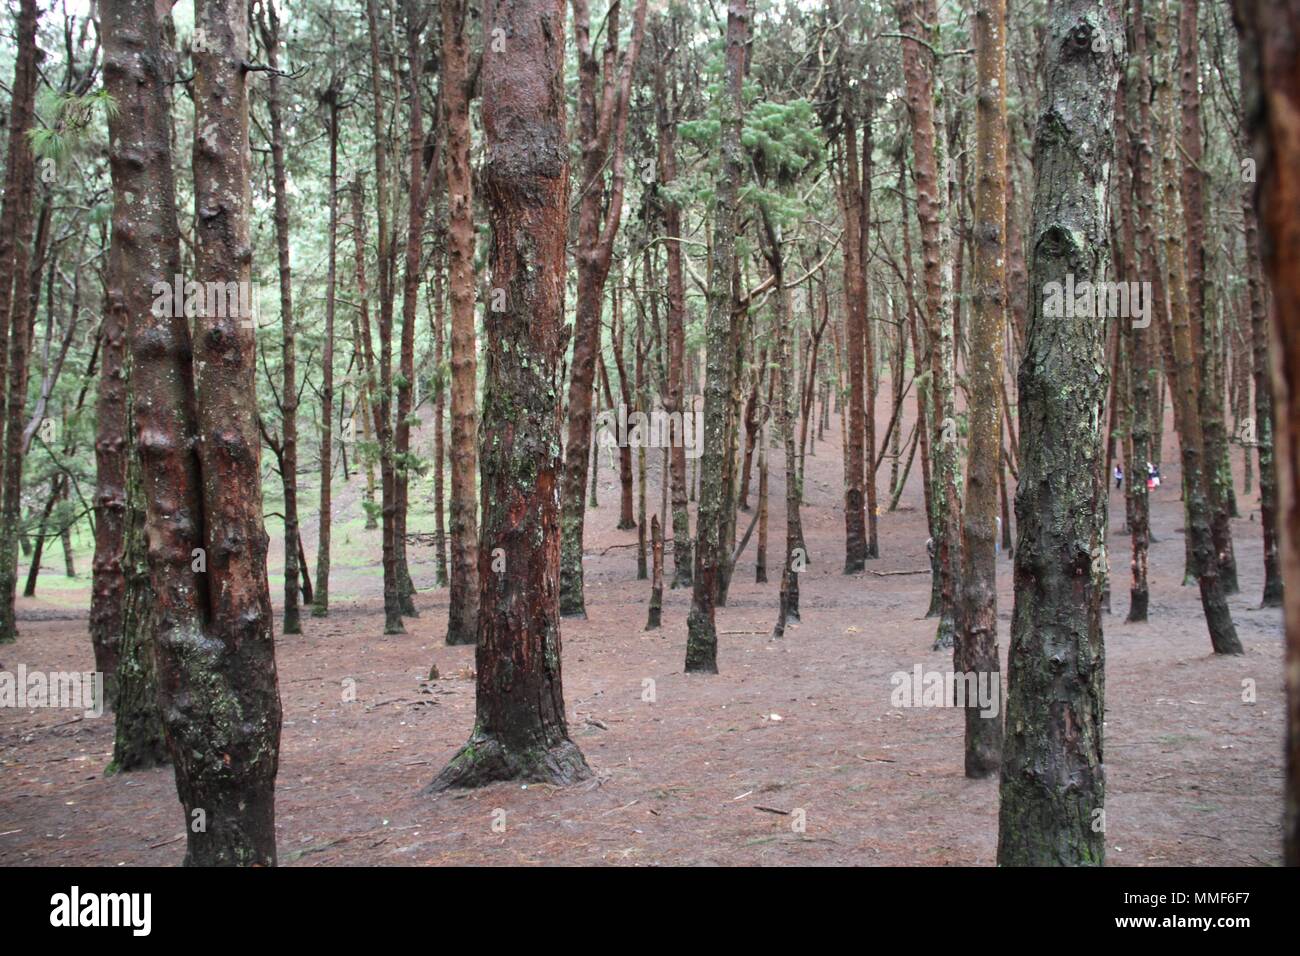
left=423, top=732, right=592, bottom=792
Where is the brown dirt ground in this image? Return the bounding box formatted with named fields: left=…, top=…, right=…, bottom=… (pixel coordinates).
left=0, top=384, right=1285, bottom=866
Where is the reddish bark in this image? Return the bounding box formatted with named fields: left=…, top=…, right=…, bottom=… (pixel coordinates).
left=428, top=0, right=589, bottom=788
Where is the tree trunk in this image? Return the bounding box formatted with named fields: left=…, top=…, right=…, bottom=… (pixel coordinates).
left=655, top=38, right=693, bottom=589
left=0, top=0, right=40, bottom=644
left=313, top=82, right=340, bottom=617
left=647, top=514, right=663, bottom=630
left=955, top=0, right=1006, bottom=780
left=1155, top=0, right=1242, bottom=654
left=394, top=0, right=431, bottom=619
left=256, top=1, right=300, bottom=635
left=996, top=0, right=1120, bottom=867
left=1179, top=0, right=1237, bottom=595
left=559, top=0, right=649, bottom=618
left=1117, top=23, right=1150, bottom=623
left=428, top=0, right=590, bottom=788
left=842, top=113, right=869, bottom=573
left=443, top=0, right=481, bottom=644
left=364, top=0, right=404, bottom=634
left=899, top=0, right=960, bottom=648
left=685, top=0, right=748, bottom=674
left=106, top=0, right=281, bottom=865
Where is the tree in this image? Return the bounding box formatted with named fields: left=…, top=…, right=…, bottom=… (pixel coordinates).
left=558, top=0, right=649, bottom=618
left=312, top=74, right=342, bottom=618
left=955, top=0, right=1006, bottom=780
left=428, top=0, right=590, bottom=789
left=1154, top=0, right=1242, bottom=655
left=0, top=0, right=41, bottom=644
left=1119, top=0, right=1153, bottom=623
left=393, top=0, right=433, bottom=623
left=685, top=0, right=749, bottom=675
left=255, top=0, right=301, bottom=635
left=364, top=0, right=405, bottom=633
left=653, top=19, right=693, bottom=589
left=997, top=0, right=1121, bottom=866
left=897, top=0, right=961, bottom=649
left=443, top=0, right=481, bottom=646
left=1181, top=0, right=1238, bottom=596
left=104, top=0, right=282, bottom=865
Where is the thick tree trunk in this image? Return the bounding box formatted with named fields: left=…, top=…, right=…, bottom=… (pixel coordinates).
left=428, top=0, right=589, bottom=788
left=106, top=0, right=281, bottom=865
left=1232, top=0, right=1300, bottom=868
left=954, top=0, right=1006, bottom=780
left=685, top=0, right=748, bottom=674
left=997, top=0, right=1120, bottom=867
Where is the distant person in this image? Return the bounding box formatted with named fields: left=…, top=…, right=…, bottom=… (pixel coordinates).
left=1114, top=464, right=1123, bottom=490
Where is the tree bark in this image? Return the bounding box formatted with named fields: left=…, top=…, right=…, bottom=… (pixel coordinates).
left=0, top=0, right=40, bottom=644
left=256, top=1, right=300, bottom=635
left=106, top=0, right=281, bottom=865
left=955, top=0, right=1006, bottom=780
left=364, top=0, right=404, bottom=634
left=313, top=80, right=341, bottom=617
left=996, top=0, right=1120, bottom=867
left=559, top=0, right=649, bottom=618
left=92, top=262, right=128, bottom=697
left=428, top=0, right=590, bottom=788
left=898, top=0, right=960, bottom=648
left=394, top=0, right=432, bottom=619
left=1155, top=0, right=1242, bottom=654
left=654, top=34, right=693, bottom=589
left=685, top=0, right=749, bottom=674
left=442, top=0, right=480, bottom=644
left=1116, top=13, right=1150, bottom=624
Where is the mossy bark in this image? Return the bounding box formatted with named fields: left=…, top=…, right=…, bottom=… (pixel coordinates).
left=997, top=0, right=1120, bottom=867
left=685, top=0, right=749, bottom=675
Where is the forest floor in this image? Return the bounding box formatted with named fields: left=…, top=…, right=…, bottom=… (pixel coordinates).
left=0, top=387, right=1285, bottom=866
